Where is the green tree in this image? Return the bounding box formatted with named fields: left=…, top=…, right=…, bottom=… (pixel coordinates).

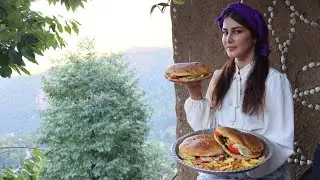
left=37, top=49, right=163, bottom=179
left=0, top=148, right=44, bottom=180
left=0, top=135, right=36, bottom=169
left=142, top=141, right=177, bottom=179
left=0, top=0, right=87, bottom=78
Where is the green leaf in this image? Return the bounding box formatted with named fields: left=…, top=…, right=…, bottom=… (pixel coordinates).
left=57, top=23, right=63, bottom=33
left=26, top=17, right=35, bottom=25
left=64, top=24, right=72, bottom=34
left=15, top=175, right=26, bottom=180
left=75, top=20, right=81, bottom=25
left=30, top=46, right=44, bottom=56
left=33, top=148, right=43, bottom=158
left=79, top=1, right=85, bottom=8
left=20, top=34, right=40, bottom=46
left=45, top=16, right=54, bottom=24
left=71, top=21, right=79, bottom=34
left=9, top=64, right=21, bottom=75
left=8, top=49, right=23, bottom=66
left=49, top=24, right=56, bottom=32
left=56, top=35, right=66, bottom=47
left=0, top=53, right=10, bottom=66
left=71, top=3, right=76, bottom=12
left=18, top=66, right=31, bottom=76
left=21, top=47, right=37, bottom=64
left=0, top=65, right=12, bottom=77
left=172, top=0, right=185, bottom=5
left=46, top=35, right=57, bottom=48
left=65, top=3, right=71, bottom=11
left=33, top=155, right=41, bottom=163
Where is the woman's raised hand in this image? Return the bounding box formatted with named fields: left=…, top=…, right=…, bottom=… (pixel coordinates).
left=182, top=80, right=203, bottom=100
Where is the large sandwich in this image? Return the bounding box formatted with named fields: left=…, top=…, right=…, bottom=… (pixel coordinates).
left=213, top=127, right=264, bottom=160
left=165, top=62, right=212, bottom=83
left=178, top=134, right=226, bottom=164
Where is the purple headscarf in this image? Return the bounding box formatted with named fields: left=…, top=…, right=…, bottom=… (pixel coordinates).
left=215, top=2, right=270, bottom=57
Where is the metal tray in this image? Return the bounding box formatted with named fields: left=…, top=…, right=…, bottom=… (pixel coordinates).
left=171, top=128, right=273, bottom=175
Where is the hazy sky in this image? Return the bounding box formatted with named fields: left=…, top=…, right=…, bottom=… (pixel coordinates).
left=24, top=0, right=172, bottom=75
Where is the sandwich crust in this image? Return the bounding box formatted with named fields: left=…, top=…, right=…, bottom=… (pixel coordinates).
left=214, top=127, right=264, bottom=159
left=179, top=134, right=225, bottom=157
left=166, top=73, right=212, bottom=82
left=165, top=62, right=212, bottom=82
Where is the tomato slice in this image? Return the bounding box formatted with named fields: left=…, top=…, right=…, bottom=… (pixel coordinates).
left=228, top=144, right=240, bottom=155
left=171, top=75, right=179, bottom=79
left=252, top=151, right=260, bottom=155
left=214, top=131, right=221, bottom=137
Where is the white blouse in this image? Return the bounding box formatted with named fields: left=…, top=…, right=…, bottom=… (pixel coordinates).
left=184, top=62, right=294, bottom=178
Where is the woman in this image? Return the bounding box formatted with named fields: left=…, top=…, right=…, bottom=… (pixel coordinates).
left=184, top=2, right=294, bottom=179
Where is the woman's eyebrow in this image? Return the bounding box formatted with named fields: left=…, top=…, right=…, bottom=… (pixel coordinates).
left=222, top=26, right=244, bottom=31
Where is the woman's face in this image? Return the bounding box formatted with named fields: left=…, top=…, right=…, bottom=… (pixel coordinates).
left=221, top=17, right=255, bottom=59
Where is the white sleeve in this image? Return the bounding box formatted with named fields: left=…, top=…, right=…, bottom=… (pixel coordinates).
left=183, top=70, right=220, bottom=131
left=184, top=97, right=213, bottom=131
left=263, top=73, right=294, bottom=150
left=248, top=72, right=294, bottom=178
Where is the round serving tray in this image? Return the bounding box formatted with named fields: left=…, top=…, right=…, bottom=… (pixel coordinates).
left=171, top=128, right=273, bottom=175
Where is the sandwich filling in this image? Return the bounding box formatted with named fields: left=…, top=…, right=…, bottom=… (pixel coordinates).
left=178, top=151, right=228, bottom=164
left=215, top=132, right=258, bottom=159
left=167, top=73, right=212, bottom=81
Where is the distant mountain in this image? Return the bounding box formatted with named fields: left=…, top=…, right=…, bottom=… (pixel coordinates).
left=0, top=75, right=42, bottom=135
left=124, top=47, right=176, bottom=142
left=0, top=47, right=177, bottom=144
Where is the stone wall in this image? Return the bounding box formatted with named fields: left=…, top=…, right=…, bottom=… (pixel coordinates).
left=170, top=0, right=320, bottom=179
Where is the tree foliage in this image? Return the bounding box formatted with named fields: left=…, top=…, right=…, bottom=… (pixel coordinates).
left=0, top=0, right=87, bottom=78
left=142, top=141, right=177, bottom=179
left=37, top=45, right=170, bottom=179
left=0, top=135, right=36, bottom=169
left=0, top=148, right=44, bottom=180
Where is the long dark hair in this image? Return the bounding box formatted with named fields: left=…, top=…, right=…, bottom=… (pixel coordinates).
left=211, top=12, right=269, bottom=115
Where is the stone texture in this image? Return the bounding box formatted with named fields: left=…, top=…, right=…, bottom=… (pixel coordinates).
left=170, top=0, right=320, bottom=179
